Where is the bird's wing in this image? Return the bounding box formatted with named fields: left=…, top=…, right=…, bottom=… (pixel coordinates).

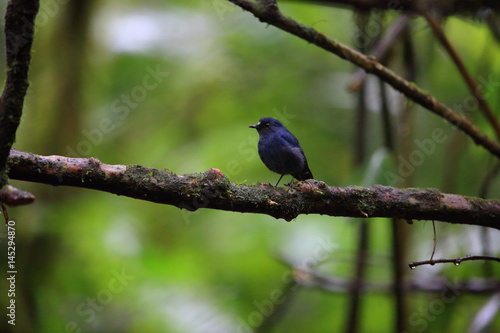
left=281, top=130, right=301, bottom=147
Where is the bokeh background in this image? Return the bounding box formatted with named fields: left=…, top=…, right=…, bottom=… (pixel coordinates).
left=1, top=0, right=500, bottom=332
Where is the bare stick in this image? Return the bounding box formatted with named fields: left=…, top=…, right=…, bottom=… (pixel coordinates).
left=423, top=12, right=500, bottom=141
left=410, top=255, right=500, bottom=268
left=287, top=261, right=500, bottom=293
left=430, top=220, right=437, bottom=263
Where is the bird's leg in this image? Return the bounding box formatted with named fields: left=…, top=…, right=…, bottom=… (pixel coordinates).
left=286, top=177, right=295, bottom=189
left=274, top=174, right=285, bottom=187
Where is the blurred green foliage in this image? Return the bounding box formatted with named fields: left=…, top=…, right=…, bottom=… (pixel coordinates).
left=0, top=0, right=499, bottom=332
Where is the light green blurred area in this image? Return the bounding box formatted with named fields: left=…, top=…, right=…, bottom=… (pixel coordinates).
left=1, top=0, right=499, bottom=332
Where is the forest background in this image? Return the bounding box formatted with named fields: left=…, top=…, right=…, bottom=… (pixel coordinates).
left=0, top=0, right=499, bottom=332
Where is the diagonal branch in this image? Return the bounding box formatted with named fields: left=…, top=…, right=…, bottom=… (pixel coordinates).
left=423, top=12, right=500, bottom=141
left=7, top=149, right=500, bottom=229
left=227, top=0, right=500, bottom=159
left=292, top=0, right=500, bottom=15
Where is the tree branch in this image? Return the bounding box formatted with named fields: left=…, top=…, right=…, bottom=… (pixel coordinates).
left=0, top=0, right=40, bottom=187
left=423, top=12, right=500, bottom=141
left=293, top=0, right=500, bottom=15
left=290, top=263, right=500, bottom=293
left=409, top=255, right=500, bottom=268
left=227, top=0, right=500, bottom=159
left=7, top=150, right=500, bottom=229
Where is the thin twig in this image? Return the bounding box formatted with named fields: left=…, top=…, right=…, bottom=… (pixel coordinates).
left=227, top=0, right=500, bottom=159
left=423, top=12, right=500, bottom=141
left=409, top=255, right=500, bottom=268
left=430, top=220, right=437, bottom=263
left=283, top=260, right=500, bottom=293
left=1, top=202, right=9, bottom=224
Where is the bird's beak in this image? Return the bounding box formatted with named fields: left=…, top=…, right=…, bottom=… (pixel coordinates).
left=249, top=121, right=260, bottom=129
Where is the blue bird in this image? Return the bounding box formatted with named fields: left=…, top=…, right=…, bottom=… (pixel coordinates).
left=249, top=117, right=313, bottom=187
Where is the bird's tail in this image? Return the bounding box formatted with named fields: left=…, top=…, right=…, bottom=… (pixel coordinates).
left=294, top=163, right=313, bottom=181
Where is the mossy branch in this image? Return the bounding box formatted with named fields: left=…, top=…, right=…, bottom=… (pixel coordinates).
left=7, top=149, right=500, bottom=229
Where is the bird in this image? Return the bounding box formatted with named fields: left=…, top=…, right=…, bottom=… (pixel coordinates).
left=249, top=117, right=313, bottom=187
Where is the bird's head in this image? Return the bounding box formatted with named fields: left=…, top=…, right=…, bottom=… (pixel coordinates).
left=249, top=117, right=284, bottom=134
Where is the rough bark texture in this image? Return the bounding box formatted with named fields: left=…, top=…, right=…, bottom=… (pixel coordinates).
left=0, top=0, right=40, bottom=186
left=7, top=150, right=500, bottom=229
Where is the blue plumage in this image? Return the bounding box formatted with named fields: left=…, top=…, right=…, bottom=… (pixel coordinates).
left=249, top=117, right=313, bottom=186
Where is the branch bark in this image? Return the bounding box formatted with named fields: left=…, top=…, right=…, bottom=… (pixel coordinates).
left=0, top=0, right=40, bottom=186
left=227, top=0, right=500, bottom=159
left=7, top=150, right=500, bottom=229
left=423, top=12, right=500, bottom=141
left=295, top=0, right=500, bottom=15
left=409, top=255, right=500, bottom=268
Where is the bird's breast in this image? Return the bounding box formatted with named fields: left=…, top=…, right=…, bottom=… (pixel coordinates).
left=258, top=135, right=305, bottom=175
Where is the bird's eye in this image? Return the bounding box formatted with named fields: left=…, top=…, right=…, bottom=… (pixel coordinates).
left=265, top=122, right=270, bottom=127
